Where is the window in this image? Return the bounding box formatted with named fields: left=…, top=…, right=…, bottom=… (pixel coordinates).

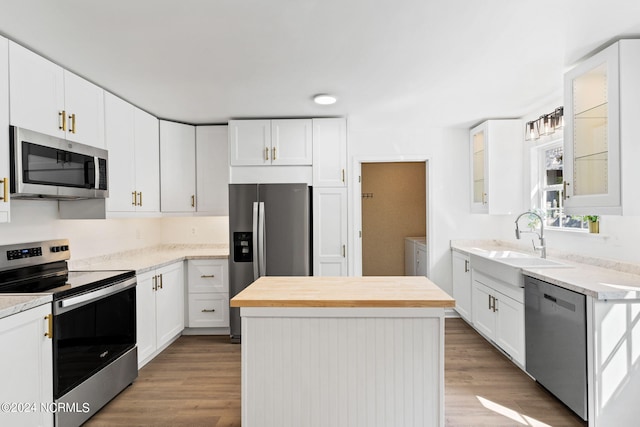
left=539, top=142, right=587, bottom=231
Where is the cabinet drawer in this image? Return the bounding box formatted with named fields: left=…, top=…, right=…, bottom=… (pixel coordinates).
left=188, top=260, right=227, bottom=293
left=187, top=294, right=229, bottom=328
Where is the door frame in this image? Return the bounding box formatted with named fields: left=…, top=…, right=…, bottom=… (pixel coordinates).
left=350, top=156, right=432, bottom=277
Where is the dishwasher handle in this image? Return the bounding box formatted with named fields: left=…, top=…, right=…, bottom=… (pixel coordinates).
left=543, top=292, right=576, bottom=312
left=543, top=293, right=557, bottom=303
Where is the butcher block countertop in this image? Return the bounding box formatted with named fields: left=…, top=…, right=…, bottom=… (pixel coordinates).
left=230, top=276, right=455, bottom=308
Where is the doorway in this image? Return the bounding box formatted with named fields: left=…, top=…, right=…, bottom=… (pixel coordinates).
left=360, top=161, right=428, bottom=276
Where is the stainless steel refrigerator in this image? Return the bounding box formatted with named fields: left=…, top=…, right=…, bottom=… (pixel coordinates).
left=228, top=183, right=312, bottom=342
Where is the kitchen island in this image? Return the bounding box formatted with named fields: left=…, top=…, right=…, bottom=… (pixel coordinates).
left=231, top=276, right=455, bottom=427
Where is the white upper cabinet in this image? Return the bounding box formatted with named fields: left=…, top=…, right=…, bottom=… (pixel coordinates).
left=8, top=42, right=105, bottom=148
left=563, top=40, right=640, bottom=215
left=0, top=36, right=10, bottom=223
left=312, top=118, right=347, bottom=187
left=105, top=93, right=159, bottom=214
left=196, top=126, right=229, bottom=215
left=160, top=121, right=196, bottom=212
left=270, top=119, right=312, bottom=165
left=469, top=119, right=523, bottom=214
left=134, top=108, right=160, bottom=213
left=229, top=119, right=312, bottom=166
left=229, top=120, right=271, bottom=165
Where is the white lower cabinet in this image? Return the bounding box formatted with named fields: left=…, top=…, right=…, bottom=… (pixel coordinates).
left=0, top=303, right=53, bottom=427
left=471, top=271, right=525, bottom=367
left=405, top=237, right=427, bottom=276
left=186, top=259, right=229, bottom=328
left=451, top=251, right=472, bottom=322
left=136, top=262, right=184, bottom=368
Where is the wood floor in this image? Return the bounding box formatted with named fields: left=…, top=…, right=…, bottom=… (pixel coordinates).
left=85, top=318, right=586, bottom=426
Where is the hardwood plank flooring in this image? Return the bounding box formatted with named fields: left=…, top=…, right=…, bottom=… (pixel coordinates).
left=85, top=319, right=586, bottom=426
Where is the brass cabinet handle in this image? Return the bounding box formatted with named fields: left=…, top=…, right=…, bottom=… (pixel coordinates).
left=138, top=192, right=143, bottom=206
left=488, top=295, right=492, bottom=310
left=191, top=195, right=195, bottom=208
left=200, top=274, right=215, bottom=278
left=493, top=297, right=498, bottom=313
left=201, top=309, right=216, bottom=313
left=159, top=274, right=163, bottom=289
left=0, top=177, right=8, bottom=202
left=44, top=314, right=53, bottom=339
left=464, top=259, right=469, bottom=273
left=265, top=146, right=269, bottom=161
left=132, top=191, right=137, bottom=206
left=69, top=113, right=76, bottom=134
left=563, top=181, right=570, bottom=200
left=272, top=146, right=277, bottom=160
left=482, top=192, right=487, bottom=205
left=342, top=244, right=346, bottom=258
left=59, top=110, right=67, bottom=131
left=341, top=169, right=345, bottom=183
left=152, top=275, right=157, bottom=291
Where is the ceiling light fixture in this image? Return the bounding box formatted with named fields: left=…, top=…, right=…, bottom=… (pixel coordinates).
left=313, top=94, right=337, bottom=105
left=524, top=106, right=563, bottom=141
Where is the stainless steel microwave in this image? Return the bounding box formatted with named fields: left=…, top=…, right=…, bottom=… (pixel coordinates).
left=9, top=126, right=108, bottom=199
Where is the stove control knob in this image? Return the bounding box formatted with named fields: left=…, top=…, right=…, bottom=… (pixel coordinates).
left=51, top=246, right=60, bottom=253
left=61, top=245, right=69, bottom=251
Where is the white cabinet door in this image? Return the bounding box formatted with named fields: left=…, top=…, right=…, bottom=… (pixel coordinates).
left=494, top=292, right=525, bottom=366
left=196, top=126, right=229, bottom=214
left=155, top=262, right=185, bottom=347
left=229, top=119, right=271, bottom=166
left=451, top=251, right=472, bottom=322
left=8, top=41, right=65, bottom=138
left=62, top=70, right=105, bottom=148
left=104, top=93, right=136, bottom=213
left=0, top=304, right=53, bottom=427
left=312, top=118, right=347, bottom=187
left=0, top=37, right=9, bottom=223
left=160, top=121, right=196, bottom=212
left=134, top=107, right=160, bottom=213
left=471, top=280, right=495, bottom=339
left=563, top=42, right=621, bottom=214
left=136, top=271, right=157, bottom=367
left=313, top=188, right=348, bottom=276
left=271, top=119, right=312, bottom=165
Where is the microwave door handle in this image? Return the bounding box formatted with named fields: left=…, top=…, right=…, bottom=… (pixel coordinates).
left=94, top=156, right=100, bottom=189
left=252, top=202, right=259, bottom=280
left=258, top=202, right=266, bottom=277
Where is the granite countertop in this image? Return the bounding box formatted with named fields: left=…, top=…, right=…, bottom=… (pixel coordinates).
left=451, top=240, right=640, bottom=300
left=231, top=276, right=455, bottom=308
left=0, top=294, right=52, bottom=320
left=69, top=244, right=229, bottom=274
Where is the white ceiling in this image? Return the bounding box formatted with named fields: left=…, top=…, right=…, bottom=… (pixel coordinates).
left=1, top=0, right=640, bottom=128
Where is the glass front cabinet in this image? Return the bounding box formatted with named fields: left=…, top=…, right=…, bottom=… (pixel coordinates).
left=563, top=40, right=640, bottom=215
left=469, top=119, right=523, bottom=214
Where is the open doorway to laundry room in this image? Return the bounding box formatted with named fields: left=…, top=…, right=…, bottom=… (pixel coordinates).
left=359, top=161, right=428, bottom=276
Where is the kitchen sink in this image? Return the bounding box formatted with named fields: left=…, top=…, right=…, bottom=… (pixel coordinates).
left=469, top=248, right=572, bottom=287
left=500, top=257, right=568, bottom=268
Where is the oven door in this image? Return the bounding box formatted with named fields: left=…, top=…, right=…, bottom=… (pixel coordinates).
left=52, top=277, right=136, bottom=399
left=10, top=126, right=108, bottom=199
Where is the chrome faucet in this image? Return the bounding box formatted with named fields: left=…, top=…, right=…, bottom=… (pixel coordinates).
left=515, top=211, right=546, bottom=258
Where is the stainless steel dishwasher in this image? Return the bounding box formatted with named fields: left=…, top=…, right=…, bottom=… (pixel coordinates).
left=524, top=275, right=588, bottom=421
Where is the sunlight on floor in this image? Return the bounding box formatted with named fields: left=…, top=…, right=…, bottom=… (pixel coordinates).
left=477, top=396, right=552, bottom=427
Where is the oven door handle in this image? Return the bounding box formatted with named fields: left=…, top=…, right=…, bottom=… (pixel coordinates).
left=55, top=277, right=137, bottom=314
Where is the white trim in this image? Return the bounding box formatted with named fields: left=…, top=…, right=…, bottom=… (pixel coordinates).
left=350, top=155, right=432, bottom=277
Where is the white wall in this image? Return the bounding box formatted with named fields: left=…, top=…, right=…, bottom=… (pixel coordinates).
left=160, top=216, right=229, bottom=245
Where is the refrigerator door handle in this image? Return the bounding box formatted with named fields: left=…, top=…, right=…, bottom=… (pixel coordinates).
left=258, top=202, right=266, bottom=277
left=252, top=202, right=259, bottom=280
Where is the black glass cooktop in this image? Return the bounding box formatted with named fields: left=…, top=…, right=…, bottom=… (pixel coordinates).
left=0, top=261, right=135, bottom=299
